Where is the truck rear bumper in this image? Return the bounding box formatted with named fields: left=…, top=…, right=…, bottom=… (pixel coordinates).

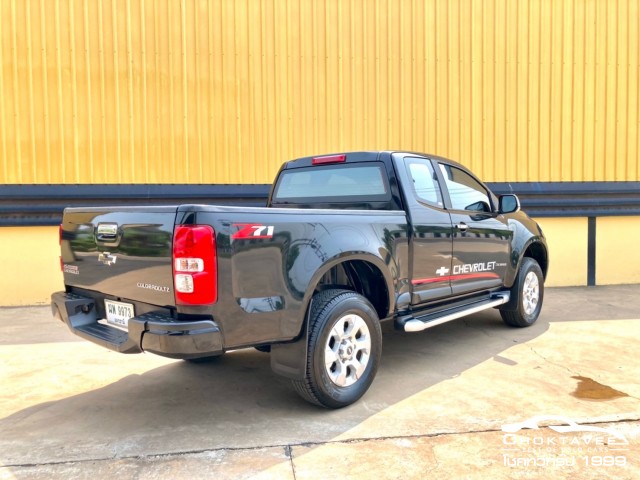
left=51, top=291, right=224, bottom=359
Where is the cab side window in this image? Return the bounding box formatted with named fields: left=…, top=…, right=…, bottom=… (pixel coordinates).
left=438, top=164, right=492, bottom=212
left=406, top=159, right=444, bottom=208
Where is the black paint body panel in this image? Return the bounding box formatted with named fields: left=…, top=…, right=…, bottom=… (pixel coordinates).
left=56, top=151, right=548, bottom=357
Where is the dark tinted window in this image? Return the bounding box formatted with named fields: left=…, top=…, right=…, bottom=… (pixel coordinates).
left=438, top=164, right=492, bottom=212
left=273, top=163, right=389, bottom=202
left=406, top=158, right=444, bottom=208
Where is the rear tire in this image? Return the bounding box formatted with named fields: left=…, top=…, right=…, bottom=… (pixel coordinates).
left=500, top=257, right=544, bottom=327
left=292, top=289, right=382, bottom=409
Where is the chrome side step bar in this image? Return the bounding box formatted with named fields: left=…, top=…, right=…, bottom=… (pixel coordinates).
left=402, top=292, right=510, bottom=333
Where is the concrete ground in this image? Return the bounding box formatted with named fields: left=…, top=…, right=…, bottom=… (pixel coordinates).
left=1, top=285, right=639, bottom=479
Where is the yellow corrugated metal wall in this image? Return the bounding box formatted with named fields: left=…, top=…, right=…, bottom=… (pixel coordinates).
left=1, top=0, right=638, bottom=185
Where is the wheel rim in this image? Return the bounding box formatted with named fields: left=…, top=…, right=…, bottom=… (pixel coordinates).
left=324, top=313, right=371, bottom=387
left=522, top=271, right=540, bottom=315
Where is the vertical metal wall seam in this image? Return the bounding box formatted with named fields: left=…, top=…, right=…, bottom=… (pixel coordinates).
left=167, top=1, right=176, bottom=183
left=0, top=3, right=7, bottom=182
left=578, top=0, right=594, bottom=181
left=512, top=0, right=520, bottom=182
left=522, top=0, right=530, bottom=183
left=607, top=0, right=617, bottom=181
left=125, top=0, right=135, bottom=182
left=10, top=1, right=22, bottom=182
left=627, top=0, right=640, bottom=178
left=480, top=1, right=488, bottom=178
left=234, top=0, right=242, bottom=179
left=373, top=0, right=380, bottom=151
left=533, top=0, right=541, bottom=182
left=336, top=0, right=343, bottom=149
left=98, top=2, right=106, bottom=183
left=553, top=0, right=563, bottom=182
left=54, top=0, right=65, bottom=182
left=626, top=0, right=632, bottom=179
left=351, top=0, right=358, bottom=150
left=575, top=0, right=584, bottom=183
left=111, top=0, right=121, bottom=182
left=601, top=0, right=609, bottom=181
left=219, top=0, right=228, bottom=183
left=153, top=0, right=161, bottom=184
left=207, top=0, right=216, bottom=184
left=140, top=0, right=148, bottom=183
left=193, top=0, right=202, bottom=183
left=26, top=1, right=37, bottom=182
left=490, top=0, right=497, bottom=181
left=180, top=0, right=189, bottom=180
left=69, top=0, right=80, bottom=183
left=564, top=0, right=575, bottom=182
left=83, top=1, right=94, bottom=184
left=618, top=0, right=628, bottom=181
left=591, top=0, right=599, bottom=181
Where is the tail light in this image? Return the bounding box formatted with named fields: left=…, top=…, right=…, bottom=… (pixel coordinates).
left=172, top=225, right=217, bottom=305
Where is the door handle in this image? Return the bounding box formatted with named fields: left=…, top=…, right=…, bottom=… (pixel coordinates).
left=456, top=222, right=469, bottom=232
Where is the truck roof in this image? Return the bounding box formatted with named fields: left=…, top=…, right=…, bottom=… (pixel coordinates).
left=281, top=151, right=467, bottom=171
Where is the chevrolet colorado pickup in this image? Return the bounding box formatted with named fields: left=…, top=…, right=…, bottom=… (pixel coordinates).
left=52, top=151, right=549, bottom=408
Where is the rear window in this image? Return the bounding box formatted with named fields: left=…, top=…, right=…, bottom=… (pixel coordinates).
left=272, top=163, right=390, bottom=203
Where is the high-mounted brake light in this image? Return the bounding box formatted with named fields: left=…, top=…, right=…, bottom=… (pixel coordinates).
left=312, top=154, right=346, bottom=165
left=173, top=225, right=217, bottom=305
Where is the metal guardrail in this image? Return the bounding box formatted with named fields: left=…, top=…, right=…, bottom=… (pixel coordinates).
left=1, top=182, right=639, bottom=226
left=487, top=182, right=640, bottom=218
left=0, top=184, right=271, bottom=226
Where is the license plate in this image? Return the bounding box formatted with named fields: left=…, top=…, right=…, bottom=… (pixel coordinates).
left=105, top=300, right=134, bottom=329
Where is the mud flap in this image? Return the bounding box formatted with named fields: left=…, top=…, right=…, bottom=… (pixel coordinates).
left=269, top=299, right=312, bottom=380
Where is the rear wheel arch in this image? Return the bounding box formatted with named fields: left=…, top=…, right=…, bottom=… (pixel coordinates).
left=306, top=256, right=393, bottom=321
left=270, top=256, right=392, bottom=385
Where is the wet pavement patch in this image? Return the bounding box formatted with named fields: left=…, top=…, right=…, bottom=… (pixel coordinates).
left=571, top=376, right=629, bottom=400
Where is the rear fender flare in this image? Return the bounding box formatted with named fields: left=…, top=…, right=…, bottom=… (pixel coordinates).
left=302, top=252, right=396, bottom=319
left=271, top=252, right=395, bottom=381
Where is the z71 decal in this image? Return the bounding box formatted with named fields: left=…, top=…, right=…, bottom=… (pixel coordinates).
left=232, top=224, right=275, bottom=240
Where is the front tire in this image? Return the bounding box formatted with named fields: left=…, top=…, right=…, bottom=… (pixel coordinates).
left=292, top=289, right=382, bottom=408
left=500, top=257, right=544, bottom=327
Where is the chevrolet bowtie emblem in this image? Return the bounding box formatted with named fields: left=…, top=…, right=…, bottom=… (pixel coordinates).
left=98, top=252, right=117, bottom=266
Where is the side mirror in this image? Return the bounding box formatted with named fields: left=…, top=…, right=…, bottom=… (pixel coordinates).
left=499, top=194, right=520, bottom=214
left=465, top=201, right=492, bottom=212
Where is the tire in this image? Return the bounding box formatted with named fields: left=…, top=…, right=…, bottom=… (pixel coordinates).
left=292, top=289, right=382, bottom=409
left=500, top=257, right=544, bottom=327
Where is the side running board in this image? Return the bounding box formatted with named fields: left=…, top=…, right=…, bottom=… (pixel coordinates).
left=399, top=292, right=510, bottom=333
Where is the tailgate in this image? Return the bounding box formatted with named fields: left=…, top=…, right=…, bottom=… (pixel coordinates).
left=60, top=206, right=178, bottom=306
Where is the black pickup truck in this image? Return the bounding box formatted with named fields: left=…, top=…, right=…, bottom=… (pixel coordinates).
left=52, top=151, right=548, bottom=408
